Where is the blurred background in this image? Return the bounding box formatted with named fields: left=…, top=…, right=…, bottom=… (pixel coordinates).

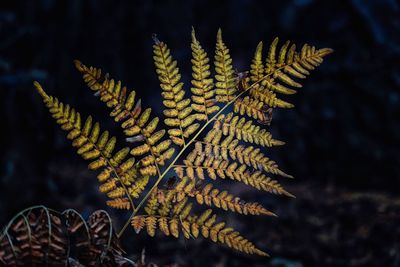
left=0, top=0, right=399, bottom=266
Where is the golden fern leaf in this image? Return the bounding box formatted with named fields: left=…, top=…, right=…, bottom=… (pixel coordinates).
left=74, top=60, right=174, bottom=178
left=233, top=96, right=273, bottom=124
left=131, top=209, right=268, bottom=256
left=242, top=38, right=333, bottom=115
left=156, top=177, right=277, bottom=216
left=144, top=190, right=160, bottom=216
left=190, top=28, right=220, bottom=120
left=152, top=35, right=201, bottom=146
left=174, top=151, right=294, bottom=198
left=129, top=175, right=150, bottom=198
left=213, top=112, right=284, bottom=147
left=249, top=84, right=294, bottom=108
left=199, top=130, right=292, bottom=177
left=34, top=82, right=138, bottom=210
left=250, top=41, right=264, bottom=82
left=251, top=37, right=333, bottom=100
left=214, top=28, right=237, bottom=103
left=106, top=198, right=131, bottom=210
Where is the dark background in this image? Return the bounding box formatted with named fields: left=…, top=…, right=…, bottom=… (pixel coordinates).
left=1, top=0, right=399, bottom=266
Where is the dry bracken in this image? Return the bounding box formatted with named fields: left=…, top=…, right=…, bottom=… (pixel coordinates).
left=34, top=28, right=332, bottom=256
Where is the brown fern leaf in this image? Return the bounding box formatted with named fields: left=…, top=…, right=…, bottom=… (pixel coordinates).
left=0, top=206, right=134, bottom=266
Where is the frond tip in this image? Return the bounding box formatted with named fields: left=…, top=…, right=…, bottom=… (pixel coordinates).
left=191, top=28, right=220, bottom=119
left=214, top=28, right=237, bottom=102
left=33, top=81, right=49, bottom=99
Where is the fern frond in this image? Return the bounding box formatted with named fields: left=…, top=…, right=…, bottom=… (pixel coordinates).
left=190, top=28, right=220, bottom=120
left=156, top=177, right=277, bottom=216
left=106, top=198, right=131, bottom=210
left=34, top=82, right=137, bottom=210
left=255, top=37, right=332, bottom=97
left=35, top=29, right=332, bottom=258
left=213, top=112, right=284, bottom=147
left=74, top=60, right=174, bottom=178
left=131, top=210, right=268, bottom=256
left=174, top=154, right=293, bottom=197
left=249, top=84, right=294, bottom=108
left=0, top=206, right=134, bottom=266
left=250, top=41, right=264, bottom=82
left=214, top=28, right=237, bottom=103
left=200, top=130, right=292, bottom=177
left=152, top=36, right=201, bottom=146
left=129, top=175, right=150, bottom=198
left=233, top=96, right=272, bottom=124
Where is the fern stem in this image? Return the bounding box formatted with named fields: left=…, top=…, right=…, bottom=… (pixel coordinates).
left=117, top=75, right=267, bottom=238
left=117, top=49, right=326, bottom=237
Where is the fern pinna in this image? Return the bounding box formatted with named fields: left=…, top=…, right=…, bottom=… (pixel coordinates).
left=34, top=28, right=332, bottom=256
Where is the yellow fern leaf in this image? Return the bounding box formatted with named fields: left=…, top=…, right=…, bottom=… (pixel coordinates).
left=175, top=154, right=293, bottom=198
left=152, top=35, right=199, bottom=146
left=129, top=175, right=150, bottom=198
left=213, top=113, right=284, bottom=147
left=131, top=211, right=268, bottom=256
left=249, top=84, right=294, bottom=108
left=233, top=96, right=272, bottom=124
left=144, top=191, right=159, bottom=215
left=34, top=82, right=136, bottom=210
left=191, top=28, right=219, bottom=120
left=158, top=177, right=276, bottom=216
left=258, top=37, right=332, bottom=96
left=75, top=61, right=173, bottom=177
left=214, top=29, right=237, bottom=102
left=107, top=198, right=131, bottom=210
left=146, top=216, right=157, bottom=237
left=250, top=41, right=264, bottom=82
left=199, top=132, right=292, bottom=177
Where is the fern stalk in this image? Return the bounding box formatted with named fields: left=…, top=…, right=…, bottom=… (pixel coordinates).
left=117, top=71, right=275, bottom=238
left=118, top=45, right=332, bottom=236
